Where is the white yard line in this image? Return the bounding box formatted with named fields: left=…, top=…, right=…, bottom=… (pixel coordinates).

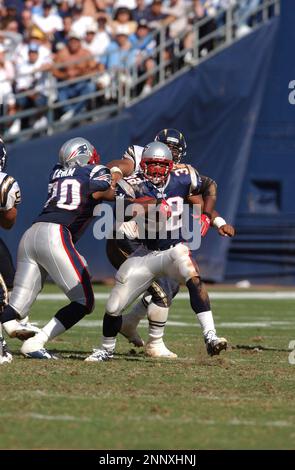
left=0, top=413, right=90, bottom=422
left=30, top=319, right=295, bottom=329
left=37, top=291, right=295, bottom=301
left=0, top=412, right=292, bottom=428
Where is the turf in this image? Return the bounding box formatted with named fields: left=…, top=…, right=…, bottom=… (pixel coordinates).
left=1, top=286, right=295, bottom=450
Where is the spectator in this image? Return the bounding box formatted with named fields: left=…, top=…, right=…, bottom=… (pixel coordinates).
left=99, top=29, right=138, bottom=99
left=19, top=8, right=34, bottom=38
left=31, top=0, right=44, bottom=16
left=82, top=17, right=111, bottom=59
left=32, top=0, right=63, bottom=36
left=0, top=43, right=17, bottom=135
left=71, top=3, right=96, bottom=38
left=14, top=42, right=52, bottom=132
left=14, top=26, right=52, bottom=66
left=102, top=29, right=138, bottom=70
left=111, top=7, right=137, bottom=36
left=56, top=0, right=72, bottom=19
left=53, top=31, right=97, bottom=121
left=53, top=14, right=73, bottom=52
left=129, top=19, right=156, bottom=95
left=145, top=0, right=170, bottom=31
left=162, top=0, right=188, bottom=39
left=132, top=0, right=148, bottom=23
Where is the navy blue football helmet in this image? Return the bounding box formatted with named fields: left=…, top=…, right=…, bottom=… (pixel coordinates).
left=154, top=128, right=187, bottom=163
left=0, top=137, right=7, bottom=172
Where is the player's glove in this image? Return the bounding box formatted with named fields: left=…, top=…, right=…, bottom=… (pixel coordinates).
left=201, top=213, right=211, bottom=237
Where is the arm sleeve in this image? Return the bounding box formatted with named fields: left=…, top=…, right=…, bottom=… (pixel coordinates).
left=0, top=177, right=21, bottom=211
left=89, top=165, right=112, bottom=193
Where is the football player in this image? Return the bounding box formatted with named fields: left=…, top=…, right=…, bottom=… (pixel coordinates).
left=0, top=137, right=42, bottom=365
left=85, top=142, right=228, bottom=362
left=0, top=137, right=22, bottom=364
left=106, top=129, right=233, bottom=358
left=0, top=137, right=112, bottom=359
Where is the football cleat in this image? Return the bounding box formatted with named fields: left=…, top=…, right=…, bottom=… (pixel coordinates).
left=120, top=320, right=145, bottom=348
left=22, top=348, right=58, bottom=360
left=145, top=339, right=178, bottom=358
left=11, top=321, right=41, bottom=341
left=204, top=330, right=227, bottom=356
left=85, top=348, right=113, bottom=362
left=0, top=336, right=13, bottom=364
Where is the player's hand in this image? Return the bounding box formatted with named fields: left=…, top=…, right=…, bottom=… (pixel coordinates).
left=218, top=224, right=235, bottom=237
left=201, top=214, right=211, bottom=237
left=111, top=171, right=123, bottom=188
left=157, top=199, right=172, bottom=219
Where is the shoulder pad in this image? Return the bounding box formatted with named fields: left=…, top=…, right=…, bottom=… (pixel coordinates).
left=90, top=165, right=111, bottom=178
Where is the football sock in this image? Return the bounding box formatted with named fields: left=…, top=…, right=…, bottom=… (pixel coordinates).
left=103, top=312, right=122, bottom=336
left=101, top=313, right=122, bottom=351
left=147, top=303, right=169, bottom=343
left=42, top=317, right=66, bottom=341
left=101, top=336, right=117, bottom=352
left=196, top=311, right=216, bottom=336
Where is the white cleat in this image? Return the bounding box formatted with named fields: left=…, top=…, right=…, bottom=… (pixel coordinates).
left=145, top=340, right=178, bottom=359
left=12, top=321, right=41, bottom=341
left=204, top=330, right=228, bottom=356
left=120, top=320, right=145, bottom=348
left=85, top=348, right=113, bottom=362
left=0, top=337, right=13, bottom=364
left=22, top=348, right=58, bottom=360
left=20, top=336, right=57, bottom=359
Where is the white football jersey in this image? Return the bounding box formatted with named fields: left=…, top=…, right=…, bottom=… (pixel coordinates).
left=120, top=146, right=143, bottom=239
left=122, top=145, right=144, bottom=175
left=0, top=172, right=21, bottom=212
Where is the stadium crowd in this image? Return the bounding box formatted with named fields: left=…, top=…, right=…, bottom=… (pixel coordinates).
left=0, top=0, right=267, bottom=136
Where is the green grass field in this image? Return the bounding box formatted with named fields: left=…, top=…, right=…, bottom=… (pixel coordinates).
left=1, top=285, right=295, bottom=450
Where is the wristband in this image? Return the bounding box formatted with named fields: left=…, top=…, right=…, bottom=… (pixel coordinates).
left=213, top=216, right=226, bottom=229
left=110, top=166, right=123, bottom=175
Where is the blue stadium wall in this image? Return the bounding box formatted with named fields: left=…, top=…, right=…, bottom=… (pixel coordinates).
left=4, top=3, right=292, bottom=284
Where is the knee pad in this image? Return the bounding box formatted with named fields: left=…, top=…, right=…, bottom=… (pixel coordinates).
left=186, top=276, right=210, bottom=314
left=170, top=244, right=198, bottom=282
left=106, top=285, right=126, bottom=316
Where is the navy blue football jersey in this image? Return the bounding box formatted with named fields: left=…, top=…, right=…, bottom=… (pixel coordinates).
left=36, top=164, right=111, bottom=241
left=116, top=165, right=202, bottom=250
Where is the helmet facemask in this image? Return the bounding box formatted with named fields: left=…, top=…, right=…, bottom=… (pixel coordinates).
left=140, top=157, right=173, bottom=186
